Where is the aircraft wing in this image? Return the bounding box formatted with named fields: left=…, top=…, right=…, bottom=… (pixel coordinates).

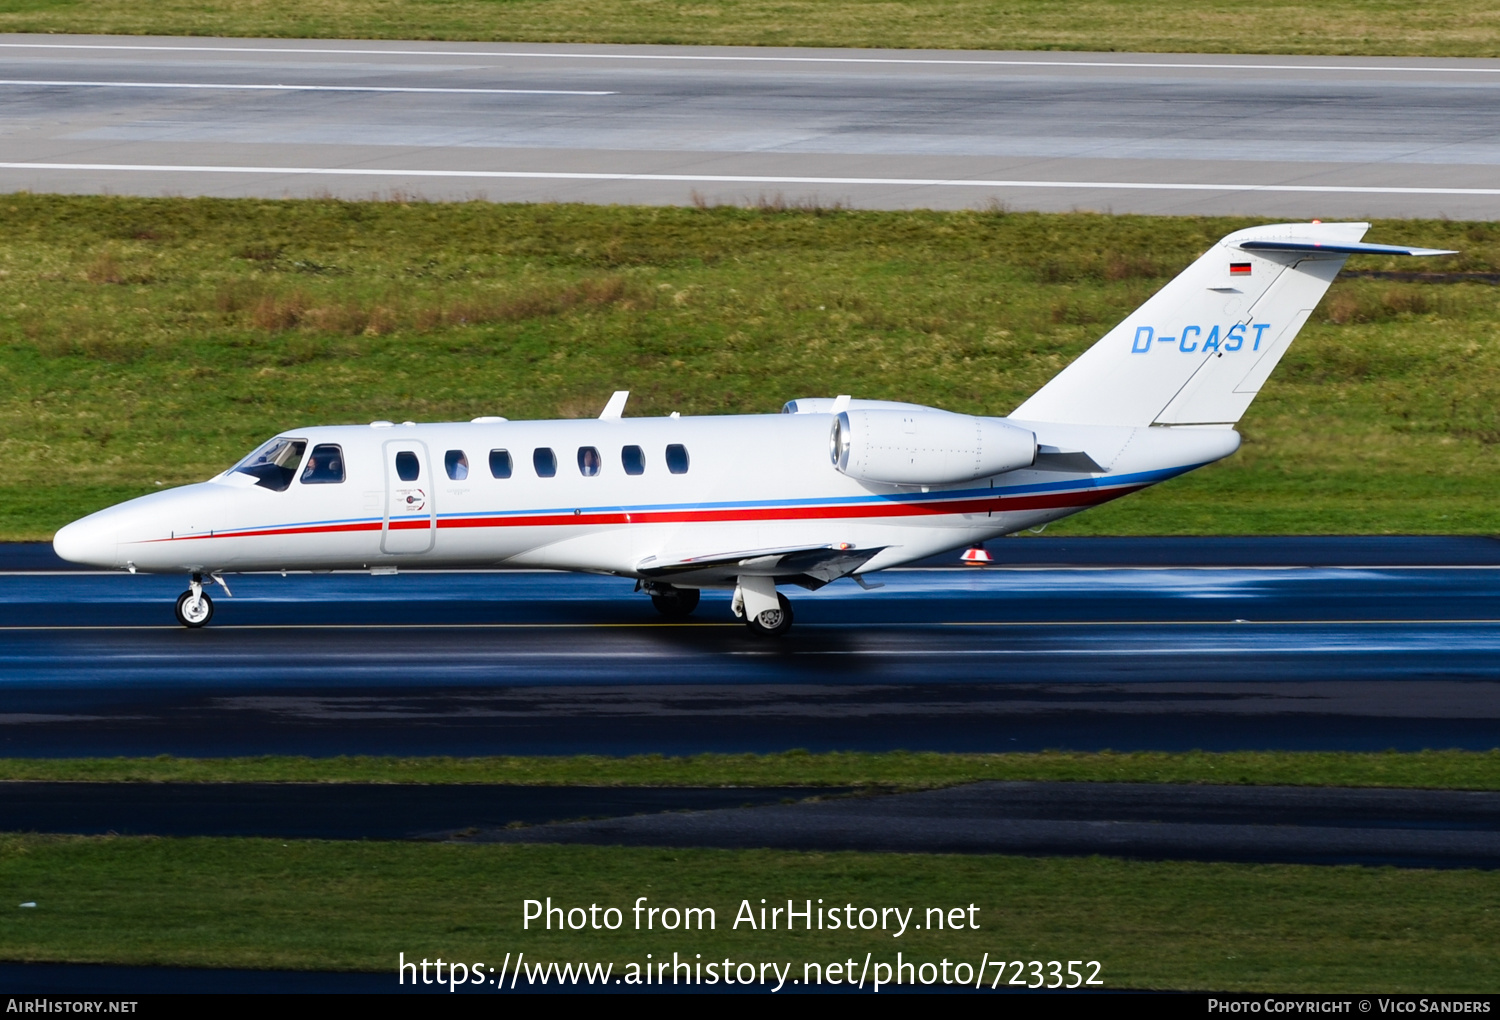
left=637, top=543, right=886, bottom=589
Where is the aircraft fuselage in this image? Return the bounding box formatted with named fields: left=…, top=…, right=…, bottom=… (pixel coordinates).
left=54, top=412, right=1238, bottom=580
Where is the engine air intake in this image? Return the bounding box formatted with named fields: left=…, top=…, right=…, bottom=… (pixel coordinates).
left=831, top=409, right=1036, bottom=485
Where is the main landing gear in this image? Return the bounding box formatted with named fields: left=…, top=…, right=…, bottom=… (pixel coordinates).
left=739, top=592, right=794, bottom=637
left=175, top=574, right=213, bottom=628
left=647, top=584, right=701, bottom=619
left=731, top=577, right=795, bottom=637
left=640, top=579, right=794, bottom=635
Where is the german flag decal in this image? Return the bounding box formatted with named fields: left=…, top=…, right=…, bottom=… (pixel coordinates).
left=1230, top=262, right=1252, bottom=275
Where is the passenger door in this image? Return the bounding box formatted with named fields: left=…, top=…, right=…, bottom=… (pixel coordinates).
left=382, top=440, right=436, bottom=554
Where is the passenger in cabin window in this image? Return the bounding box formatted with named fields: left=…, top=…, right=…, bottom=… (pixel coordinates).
left=445, top=450, right=469, bottom=481
left=579, top=446, right=601, bottom=477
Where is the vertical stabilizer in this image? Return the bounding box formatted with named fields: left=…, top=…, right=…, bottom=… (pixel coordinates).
left=1010, top=223, right=1453, bottom=428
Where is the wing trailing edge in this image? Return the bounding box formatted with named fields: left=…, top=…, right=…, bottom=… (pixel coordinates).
left=638, top=543, right=887, bottom=589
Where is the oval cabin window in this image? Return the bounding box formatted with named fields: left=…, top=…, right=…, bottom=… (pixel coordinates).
left=489, top=449, right=513, bottom=479
left=444, top=450, right=469, bottom=481
left=394, top=451, right=420, bottom=482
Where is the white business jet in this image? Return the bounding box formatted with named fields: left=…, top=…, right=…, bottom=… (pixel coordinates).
left=53, top=222, right=1452, bottom=634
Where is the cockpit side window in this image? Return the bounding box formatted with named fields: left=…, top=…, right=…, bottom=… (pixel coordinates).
left=300, top=444, right=345, bottom=485
left=445, top=450, right=469, bottom=481
left=233, top=437, right=307, bottom=492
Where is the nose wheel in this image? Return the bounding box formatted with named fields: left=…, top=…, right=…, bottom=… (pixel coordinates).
left=175, top=580, right=214, bottom=628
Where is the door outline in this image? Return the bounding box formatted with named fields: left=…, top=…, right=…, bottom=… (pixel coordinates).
left=381, top=439, right=436, bottom=554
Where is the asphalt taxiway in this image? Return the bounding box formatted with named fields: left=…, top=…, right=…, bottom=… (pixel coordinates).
left=2, top=536, right=1499, bottom=756
left=0, top=782, right=834, bottom=839
left=3, top=35, right=1499, bottom=216
left=2, top=778, right=1493, bottom=869
left=485, top=780, right=1500, bottom=869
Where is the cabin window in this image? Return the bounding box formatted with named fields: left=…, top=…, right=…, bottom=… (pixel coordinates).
left=621, top=445, right=645, bottom=476
left=577, top=446, right=601, bottom=477
left=489, top=449, right=513, bottom=479
left=232, top=436, right=307, bottom=492
left=299, top=444, right=345, bottom=484
left=666, top=443, right=690, bottom=475
left=533, top=447, right=557, bottom=478
left=444, top=449, right=469, bottom=481
left=395, top=451, right=420, bottom=482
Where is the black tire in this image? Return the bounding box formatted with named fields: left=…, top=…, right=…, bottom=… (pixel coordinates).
left=174, top=590, right=214, bottom=628
left=744, top=593, right=794, bottom=637
left=650, top=586, right=701, bottom=619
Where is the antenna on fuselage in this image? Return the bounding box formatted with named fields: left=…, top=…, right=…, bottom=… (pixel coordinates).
left=599, top=390, right=630, bottom=420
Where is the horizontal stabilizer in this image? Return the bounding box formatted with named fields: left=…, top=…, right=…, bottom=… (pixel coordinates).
left=1237, top=239, right=1457, bottom=257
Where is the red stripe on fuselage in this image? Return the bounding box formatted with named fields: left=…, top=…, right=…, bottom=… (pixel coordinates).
left=157, top=483, right=1144, bottom=543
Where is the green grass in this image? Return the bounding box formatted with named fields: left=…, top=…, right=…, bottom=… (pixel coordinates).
left=5, top=750, right=1499, bottom=789
left=0, top=836, right=1495, bottom=991
left=4, top=196, right=1500, bottom=540
left=2, top=0, right=1499, bottom=57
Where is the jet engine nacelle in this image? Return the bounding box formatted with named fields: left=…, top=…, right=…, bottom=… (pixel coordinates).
left=831, top=409, right=1037, bottom=485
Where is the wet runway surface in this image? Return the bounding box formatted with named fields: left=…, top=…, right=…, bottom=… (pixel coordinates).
left=3, top=35, right=1500, bottom=216
left=485, top=781, right=1500, bottom=869
left=3, top=537, right=1500, bottom=755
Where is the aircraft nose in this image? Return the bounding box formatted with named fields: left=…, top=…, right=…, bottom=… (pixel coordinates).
left=53, top=516, right=119, bottom=568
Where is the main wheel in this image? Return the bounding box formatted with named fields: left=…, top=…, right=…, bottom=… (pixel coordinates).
left=744, top=593, right=794, bottom=637
left=175, top=589, right=214, bottom=628
left=650, top=586, right=701, bottom=619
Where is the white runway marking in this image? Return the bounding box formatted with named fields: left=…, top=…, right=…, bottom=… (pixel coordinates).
left=0, top=79, right=613, bottom=96
left=3, top=161, right=1499, bottom=197
left=3, top=41, right=1500, bottom=75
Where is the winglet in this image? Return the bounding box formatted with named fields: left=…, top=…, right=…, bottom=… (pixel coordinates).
left=599, top=390, right=629, bottom=420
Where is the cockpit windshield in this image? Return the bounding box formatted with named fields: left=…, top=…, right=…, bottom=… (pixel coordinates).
left=232, top=436, right=307, bottom=492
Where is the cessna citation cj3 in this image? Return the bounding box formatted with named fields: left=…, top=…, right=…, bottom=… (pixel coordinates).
left=54, top=222, right=1453, bottom=634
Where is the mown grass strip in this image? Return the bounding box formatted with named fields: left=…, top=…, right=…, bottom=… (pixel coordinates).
left=0, top=836, right=1495, bottom=991
left=4, top=196, right=1500, bottom=541
left=3, top=750, right=1498, bottom=789
left=1, top=1, right=1499, bottom=58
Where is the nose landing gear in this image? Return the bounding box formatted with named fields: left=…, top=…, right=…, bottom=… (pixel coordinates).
left=175, top=574, right=213, bottom=628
